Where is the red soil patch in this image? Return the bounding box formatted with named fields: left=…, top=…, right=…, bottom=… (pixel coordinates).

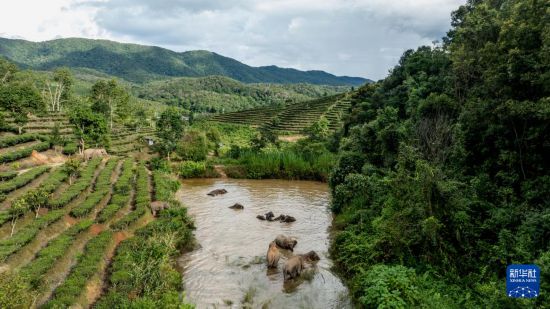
left=90, top=224, right=104, bottom=235
left=64, top=214, right=77, bottom=225
left=31, top=150, right=66, bottom=164
left=114, top=231, right=128, bottom=246
left=37, top=208, right=49, bottom=215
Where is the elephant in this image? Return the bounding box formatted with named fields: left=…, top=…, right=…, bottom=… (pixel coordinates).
left=265, top=211, right=275, bottom=221
left=82, top=148, right=108, bottom=160
left=266, top=241, right=280, bottom=268
left=229, top=203, right=244, bottom=210
left=274, top=215, right=296, bottom=223
left=283, top=255, right=305, bottom=281
left=275, top=235, right=298, bottom=251
left=150, top=201, right=170, bottom=217
left=207, top=189, right=228, bottom=196
left=299, top=251, right=320, bottom=262
left=257, top=215, right=266, bottom=220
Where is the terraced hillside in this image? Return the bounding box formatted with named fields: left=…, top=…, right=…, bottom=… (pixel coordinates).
left=109, top=125, right=157, bottom=155
left=3, top=113, right=76, bottom=139
left=209, top=93, right=352, bottom=133
left=0, top=154, right=192, bottom=307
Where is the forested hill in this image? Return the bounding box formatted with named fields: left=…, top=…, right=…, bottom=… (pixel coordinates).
left=0, top=37, right=369, bottom=86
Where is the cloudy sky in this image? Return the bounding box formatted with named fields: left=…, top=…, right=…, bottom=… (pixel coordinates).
left=0, top=0, right=464, bottom=80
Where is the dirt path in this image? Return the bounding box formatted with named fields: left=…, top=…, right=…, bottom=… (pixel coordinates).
left=214, top=165, right=228, bottom=178
left=0, top=141, right=42, bottom=155
left=278, top=134, right=306, bottom=142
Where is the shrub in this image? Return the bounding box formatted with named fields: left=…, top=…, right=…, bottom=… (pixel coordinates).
left=20, top=219, right=93, bottom=288
left=111, top=162, right=150, bottom=230
left=176, top=130, right=209, bottom=161
left=153, top=171, right=180, bottom=201
left=43, top=231, right=112, bottom=308
left=0, top=133, right=42, bottom=148
left=177, top=161, right=206, bottom=178
left=96, top=159, right=134, bottom=223
left=0, top=141, right=50, bottom=163
left=0, top=171, right=17, bottom=181
left=62, top=142, right=78, bottom=155
left=0, top=209, right=65, bottom=261
left=0, top=166, right=50, bottom=194
left=48, top=158, right=101, bottom=209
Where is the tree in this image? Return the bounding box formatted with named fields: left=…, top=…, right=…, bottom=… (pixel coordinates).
left=0, top=81, right=45, bottom=134
left=9, top=197, right=29, bottom=237
left=156, top=107, right=186, bottom=160
left=0, top=57, right=18, bottom=85
left=23, top=188, right=49, bottom=218
left=70, top=105, right=109, bottom=153
left=43, top=67, right=73, bottom=112
left=306, top=116, right=330, bottom=141
left=90, top=79, right=130, bottom=129
left=64, top=158, right=81, bottom=185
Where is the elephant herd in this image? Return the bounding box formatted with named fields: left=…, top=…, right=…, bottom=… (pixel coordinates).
left=268, top=235, right=320, bottom=281
left=206, top=188, right=320, bottom=281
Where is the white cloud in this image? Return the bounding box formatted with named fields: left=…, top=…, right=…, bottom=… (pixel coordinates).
left=0, top=0, right=466, bottom=80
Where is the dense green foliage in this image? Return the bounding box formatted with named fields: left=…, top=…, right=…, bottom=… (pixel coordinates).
left=329, top=0, right=549, bottom=307
left=20, top=219, right=93, bottom=288
left=0, top=37, right=367, bottom=85
left=152, top=170, right=181, bottom=202
left=43, top=231, right=112, bottom=308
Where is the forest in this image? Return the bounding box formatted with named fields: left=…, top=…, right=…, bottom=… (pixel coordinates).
left=328, top=0, right=549, bottom=307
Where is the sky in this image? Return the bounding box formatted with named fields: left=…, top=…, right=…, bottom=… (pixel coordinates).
left=0, top=0, right=465, bottom=80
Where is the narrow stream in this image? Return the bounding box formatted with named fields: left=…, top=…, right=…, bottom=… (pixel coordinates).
left=176, top=179, right=351, bottom=309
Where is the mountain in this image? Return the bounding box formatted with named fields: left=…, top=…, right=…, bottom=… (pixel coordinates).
left=0, top=37, right=370, bottom=86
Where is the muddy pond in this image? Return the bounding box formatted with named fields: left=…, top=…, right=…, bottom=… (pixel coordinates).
left=176, top=179, right=351, bottom=309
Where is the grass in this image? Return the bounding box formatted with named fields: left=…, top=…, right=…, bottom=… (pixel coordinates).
left=153, top=171, right=181, bottom=201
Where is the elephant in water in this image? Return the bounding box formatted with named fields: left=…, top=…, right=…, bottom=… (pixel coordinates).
left=207, top=189, right=228, bottom=196
left=266, top=241, right=280, bottom=268
left=283, top=255, right=305, bottom=281
left=275, top=235, right=298, bottom=252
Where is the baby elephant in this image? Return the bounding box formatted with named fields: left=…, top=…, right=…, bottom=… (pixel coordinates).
left=283, top=255, right=305, bottom=281
left=150, top=201, right=170, bottom=217
left=266, top=241, right=280, bottom=268
left=275, top=235, right=298, bottom=252
left=300, top=251, right=321, bottom=262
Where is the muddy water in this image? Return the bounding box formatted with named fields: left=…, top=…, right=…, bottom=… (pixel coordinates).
left=176, top=179, right=351, bottom=309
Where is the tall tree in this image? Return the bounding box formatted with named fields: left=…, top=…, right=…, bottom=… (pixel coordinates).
left=156, top=107, right=186, bottom=160
left=43, top=67, right=73, bottom=112
left=90, top=79, right=130, bottom=129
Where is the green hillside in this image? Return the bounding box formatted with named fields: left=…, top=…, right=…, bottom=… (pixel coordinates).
left=209, top=94, right=351, bottom=133
left=135, top=75, right=349, bottom=113
left=0, top=37, right=369, bottom=86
